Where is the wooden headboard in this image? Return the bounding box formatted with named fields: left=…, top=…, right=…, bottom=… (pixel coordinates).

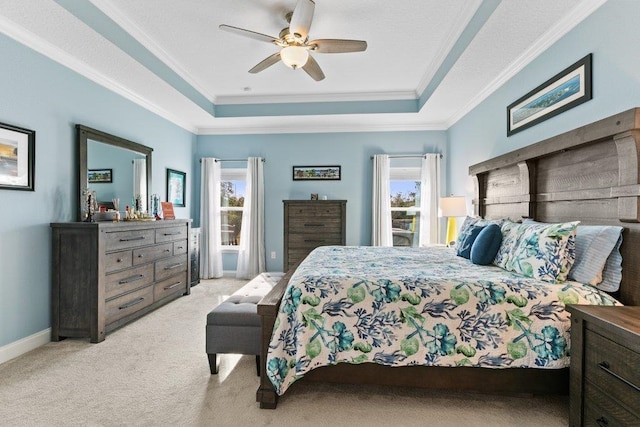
left=469, top=108, right=640, bottom=306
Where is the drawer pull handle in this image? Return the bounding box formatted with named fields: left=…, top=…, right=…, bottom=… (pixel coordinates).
left=164, top=249, right=171, bottom=253
left=176, top=246, right=184, bottom=250
left=598, top=361, right=640, bottom=392
left=119, top=236, right=145, bottom=242
left=116, top=258, right=123, bottom=263
left=304, top=223, right=325, bottom=227
left=119, top=274, right=144, bottom=284
left=163, top=281, right=182, bottom=291
left=304, top=239, right=325, bottom=243
left=137, top=254, right=144, bottom=258
left=163, top=232, right=181, bottom=236
left=596, top=416, right=609, bottom=427
left=165, top=263, right=183, bottom=271
left=118, top=297, right=144, bottom=310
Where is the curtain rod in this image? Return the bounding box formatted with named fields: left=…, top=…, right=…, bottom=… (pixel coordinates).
left=199, top=158, right=266, bottom=163
left=370, top=154, right=443, bottom=159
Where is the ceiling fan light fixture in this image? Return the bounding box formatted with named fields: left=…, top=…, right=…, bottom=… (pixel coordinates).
left=280, top=45, right=309, bottom=69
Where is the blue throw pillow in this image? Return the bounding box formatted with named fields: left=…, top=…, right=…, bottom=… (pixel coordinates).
left=471, top=224, right=502, bottom=265
left=456, top=225, right=485, bottom=259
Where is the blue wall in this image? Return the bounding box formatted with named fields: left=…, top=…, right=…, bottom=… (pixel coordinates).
left=195, top=132, right=448, bottom=272
left=0, top=32, right=195, bottom=349
left=448, top=0, right=640, bottom=201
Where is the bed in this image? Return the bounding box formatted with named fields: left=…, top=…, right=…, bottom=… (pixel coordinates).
left=256, top=107, right=640, bottom=409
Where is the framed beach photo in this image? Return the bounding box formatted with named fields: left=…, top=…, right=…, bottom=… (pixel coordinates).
left=292, top=165, right=341, bottom=181
left=0, top=122, right=35, bottom=191
left=166, top=168, right=186, bottom=207
left=507, top=54, right=592, bottom=136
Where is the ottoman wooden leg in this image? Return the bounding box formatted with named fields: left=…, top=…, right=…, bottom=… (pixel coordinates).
left=208, top=353, right=218, bottom=374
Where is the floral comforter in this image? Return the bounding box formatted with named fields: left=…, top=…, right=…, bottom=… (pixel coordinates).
left=266, top=246, right=620, bottom=395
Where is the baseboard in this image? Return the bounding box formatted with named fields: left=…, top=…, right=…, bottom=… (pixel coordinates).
left=0, top=328, right=51, bottom=365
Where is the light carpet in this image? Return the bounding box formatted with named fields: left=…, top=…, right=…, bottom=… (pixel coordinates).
left=0, top=278, right=569, bottom=426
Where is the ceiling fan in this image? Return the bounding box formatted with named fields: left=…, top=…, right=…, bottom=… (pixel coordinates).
left=219, top=0, right=367, bottom=81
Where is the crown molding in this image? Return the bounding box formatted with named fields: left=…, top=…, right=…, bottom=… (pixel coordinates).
left=0, top=14, right=197, bottom=133
left=214, top=90, right=418, bottom=106
left=442, top=0, right=607, bottom=129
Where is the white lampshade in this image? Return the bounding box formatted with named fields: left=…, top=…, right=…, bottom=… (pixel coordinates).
left=281, top=46, right=309, bottom=69
left=439, top=196, right=467, bottom=217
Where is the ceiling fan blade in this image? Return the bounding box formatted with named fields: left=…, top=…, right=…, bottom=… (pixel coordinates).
left=289, top=0, right=315, bottom=40
left=302, top=54, right=325, bottom=81
left=309, top=39, right=368, bottom=53
left=219, top=24, right=278, bottom=44
left=248, top=52, right=282, bottom=74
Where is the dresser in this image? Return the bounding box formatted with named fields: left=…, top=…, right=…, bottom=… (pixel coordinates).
left=283, top=200, right=346, bottom=271
left=51, top=220, right=191, bottom=343
left=567, top=305, right=640, bottom=426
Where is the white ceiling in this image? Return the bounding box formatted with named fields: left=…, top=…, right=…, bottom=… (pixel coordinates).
left=0, top=0, right=606, bottom=134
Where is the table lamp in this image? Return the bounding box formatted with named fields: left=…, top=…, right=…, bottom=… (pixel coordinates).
left=439, top=196, right=467, bottom=246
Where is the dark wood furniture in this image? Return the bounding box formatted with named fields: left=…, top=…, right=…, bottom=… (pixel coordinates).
left=51, top=220, right=191, bottom=343
left=567, top=305, right=640, bottom=426
left=257, top=108, right=640, bottom=409
left=283, top=200, right=346, bottom=271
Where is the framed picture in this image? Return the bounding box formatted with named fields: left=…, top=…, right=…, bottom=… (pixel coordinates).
left=293, top=165, right=341, bottom=181
left=166, top=168, right=186, bottom=207
left=0, top=122, right=35, bottom=191
left=507, top=54, right=592, bottom=136
left=88, top=168, right=113, bottom=183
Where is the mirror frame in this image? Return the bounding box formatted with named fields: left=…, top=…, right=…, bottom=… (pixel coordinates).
left=77, top=124, right=153, bottom=221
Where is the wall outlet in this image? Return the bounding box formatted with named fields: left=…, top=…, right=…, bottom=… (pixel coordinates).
left=270, top=251, right=276, bottom=259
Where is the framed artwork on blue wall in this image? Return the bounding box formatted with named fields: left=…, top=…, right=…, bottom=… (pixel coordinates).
left=507, top=54, right=592, bottom=136
left=166, top=168, right=186, bottom=207
left=0, top=121, right=35, bottom=191
left=293, top=165, right=341, bottom=181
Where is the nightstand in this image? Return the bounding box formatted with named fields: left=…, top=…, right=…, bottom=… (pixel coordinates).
left=566, top=305, right=640, bottom=426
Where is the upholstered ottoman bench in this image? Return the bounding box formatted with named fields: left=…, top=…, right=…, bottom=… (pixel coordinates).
left=206, top=272, right=284, bottom=375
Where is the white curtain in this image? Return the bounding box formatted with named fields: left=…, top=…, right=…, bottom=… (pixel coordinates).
left=372, top=154, right=393, bottom=246
left=419, top=154, right=441, bottom=246
left=132, top=158, right=147, bottom=212
left=236, top=157, right=266, bottom=279
left=200, top=158, right=223, bottom=278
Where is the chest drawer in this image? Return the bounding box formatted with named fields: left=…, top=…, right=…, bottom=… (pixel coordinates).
left=105, top=250, right=133, bottom=274
left=105, top=263, right=154, bottom=300
left=105, top=285, right=154, bottom=324
left=133, top=242, right=173, bottom=265
left=287, top=217, right=342, bottom=234
left=156, top=226, right=188, bottom=243
left=287, top=233, right=343, bottom=248
left=155, top=254, right=188, bottom=282
left=584, top=329, right=640, bottom=414
left=104, top=229, right=155, bottom=252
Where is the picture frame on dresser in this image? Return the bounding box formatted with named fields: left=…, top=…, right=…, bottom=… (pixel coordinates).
left=0, top=121, right=35, bottom=191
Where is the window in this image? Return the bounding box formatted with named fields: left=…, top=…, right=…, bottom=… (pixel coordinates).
left=390, top=167, right=421, bottom=247
left=220, top=168, right=246, bottom=247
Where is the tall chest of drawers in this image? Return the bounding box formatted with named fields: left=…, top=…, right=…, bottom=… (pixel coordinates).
left=51, top=220, right=191, bottom=343
left=283, top=200, right=346, bottom=271
left=567, top=305, right=640, bottom=426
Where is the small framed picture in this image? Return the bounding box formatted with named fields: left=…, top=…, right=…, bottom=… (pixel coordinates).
left=310, top=193, right=318, bottom=200
left=88, top=168, right=113, bottom=183
left=0, top=122, right=35, bottom=191
left=166, top=168, right=186, bottom=207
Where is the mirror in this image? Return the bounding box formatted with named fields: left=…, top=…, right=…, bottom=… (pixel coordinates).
left=77, top=125, right=152, bottom=221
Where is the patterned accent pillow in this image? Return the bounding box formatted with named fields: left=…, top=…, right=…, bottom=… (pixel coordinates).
left=456, top=216, right=481, bottom=249
left=501, top=221, right=579, bottom=283
left=456, top=224, right=485, bottom=259
left=493, top=220, right=522, bottom=269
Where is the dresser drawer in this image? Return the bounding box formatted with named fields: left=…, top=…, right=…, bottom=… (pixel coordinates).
left=287, top=204, right=342, bottom=217
left=287, top=233, right=344, bottom=248
left=173, top=240, right=188, bottom=255
left=104, top=229, right=155, bottom=252
left=132, top=242, right=173, bottom=265
left=155, top=254, right=188, bottom=282
left=584, top=329, right=640, bottom=413
left=105, top=285, right=154, bottom=324
left=154, top=272, right=187, bottom=301
left=104, top=250, right=133, bottom=274
left=105, top=263, right=154, bottom=300
left=584, top=381, right=640, bottom=426
left=155, top=226, right=188, bottom=243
